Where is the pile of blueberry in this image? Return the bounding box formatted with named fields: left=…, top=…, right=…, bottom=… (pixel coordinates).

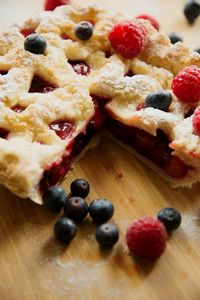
left=43, top=179, right=119, bottom=248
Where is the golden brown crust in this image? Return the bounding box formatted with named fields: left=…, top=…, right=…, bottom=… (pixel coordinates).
left=0, top=4, right=199, bottom=203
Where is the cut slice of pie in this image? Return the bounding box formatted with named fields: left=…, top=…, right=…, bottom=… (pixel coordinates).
left=0, top=4, right=199, bottom=204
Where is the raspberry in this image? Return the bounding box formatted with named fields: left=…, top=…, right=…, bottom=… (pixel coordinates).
left=109, top=21, right=148, bottom=59
left=44, top=0, right=71, bottom=11
left=136, top=14, right=160, bottom=31
left=126, top=216, right=167, bottom=260
left=193, top=107, right=200, bottom=135
left=172, top=65, right=200, bottom=103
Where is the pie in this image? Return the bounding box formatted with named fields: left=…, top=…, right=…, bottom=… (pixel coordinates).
left=0, top=4, right=199, bottom=204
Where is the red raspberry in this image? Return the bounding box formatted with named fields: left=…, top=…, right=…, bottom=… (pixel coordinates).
left=44, top=0, right=71, bottom=11
left=126, top=216, right=167, bottom=260
left=109, top=21, right=148, bottom=59
left=193, top=107, right=200, bottom=136
left=172, top=65, right=200, bottom=103
left=136, top=14, right=160, bottom=31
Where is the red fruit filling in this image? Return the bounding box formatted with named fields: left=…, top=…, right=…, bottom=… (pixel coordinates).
left=40, top=128, right=94, bottom=192
left=68, top=61, right=91, bottom=76
left=49, top=120, right=75, bottom=140
left=40, top=153, right=71, bottom=192
left=12, top=105, right=26, bottom=113
left=136, top=102, right=145, bottom=111
left=106, top=119, right=188, bottom=178
left=20, top=29, right=35, bottom=37
left=29, top=76, right=57, bottom=93
left=40, top=97, right=189, bottom=194
left=0, top=128, right=9, bottom=139
left=61, top=34, right=70, bottom=40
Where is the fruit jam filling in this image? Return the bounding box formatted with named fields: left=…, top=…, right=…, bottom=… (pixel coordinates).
left=68, top=61, right=91, bottom=76
left=40, top=100, right=102, bottom=192
left=106, top=119, right=188, bottom=178
left=40, top=96, right=189, bottom=193
left=29, top=76, right=57, bottom=93
left=20, top=28, right=35, bottom=37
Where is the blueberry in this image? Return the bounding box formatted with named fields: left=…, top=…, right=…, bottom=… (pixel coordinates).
left=54, top=217, right=77, bottom=243
left=95, top=223, right=119, bottom=248
left=74, top=21, right=93, bottom=41
left=43, top=186, right=67, bottom=213
left=168, top=33, right=183, bottom=44
left=145, top=90, right=172, bottom=112
left=157, top=207, right=181, bottom=231
left=24, top=33, right=47, bottom=54
left=194, top=48, right=200, bottom=54
left=183, top=0, right=200, bottom=24
left=70, top=178, right=90, bottom=198
left=64, top=197, right=89, bottom=222
left=89, top=199, right=114, bottom=223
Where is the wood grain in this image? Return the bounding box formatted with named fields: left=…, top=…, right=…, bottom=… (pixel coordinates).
left=0, top=1, right=200, bottom=299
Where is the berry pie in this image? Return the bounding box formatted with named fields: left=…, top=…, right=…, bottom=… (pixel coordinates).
left=0, top=4, right=200, bottom=204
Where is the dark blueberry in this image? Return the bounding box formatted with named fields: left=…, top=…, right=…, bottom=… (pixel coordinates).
left=89, top=199, right=114, bottom=223
left=43, top=186, right=67, bottom=213
left=24, top=33, right=47, bottom=54
left=157, top=207, right=181, bottom=231
left=95, top=223, right=119, bottom=248
left=194, top=48, right=200, bottom=54
left=168, top=33, right=183, bottom=44
left=64, top=197, right=89, bottom=222
left=183, top=0, right=200, bottom=24
left=145, top=90, right=172, bottom=112
left=54, top=217, right=77, bottom=243
left=74, top=21, right=93, bottom=41
left=70, top=178, right=90, bottom=198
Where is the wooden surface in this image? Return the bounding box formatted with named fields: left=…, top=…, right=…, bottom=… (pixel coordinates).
left=0, top=1, right=200, bottom=299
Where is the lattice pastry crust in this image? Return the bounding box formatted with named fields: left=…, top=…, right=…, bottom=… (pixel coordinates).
left=0, top=4, right=199, bottom=204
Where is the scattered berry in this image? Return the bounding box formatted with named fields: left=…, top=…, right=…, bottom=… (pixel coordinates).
left=75, top=21, right=93, bottom=41
left=164, top=156, right=188, bottom=178
left=109, top=20, right=148, bottom=59
left=183, top=0, right=200, bottom=24
left=70, top=178, right=90, bottom=198
left=168, top=32, right=183, bottom=44
left=24, top=34, right=47, bottom=54
left=54, top=217, right=77, bottom=243
left=157, top=208, right=182, bottom=231
left=89, top=199, right=114, bottom=223
left=172, top=65, right=200, bottom=103
left=193, top=107, right=200, bottom=135
left=136, top=14, right=160, bottom=31
left=194, top=48, right=200, bottom=54
left=44, top=0, right=71, bottom=11
left=96, top=223, right=119, bottom=248
left=43, top=186, right=67, bottom=213
left=126, top=217, right=167, bottom=260
left=145, top=90, right=172, bottom=112
left=64, top=197, right=89, bottom=222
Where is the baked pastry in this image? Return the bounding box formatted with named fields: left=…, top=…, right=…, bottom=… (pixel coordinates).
left=0, top=4, right=199, bottom=204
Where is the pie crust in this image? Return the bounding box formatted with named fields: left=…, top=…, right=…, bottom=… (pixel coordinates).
left=0, top=4, right=199, bottom=203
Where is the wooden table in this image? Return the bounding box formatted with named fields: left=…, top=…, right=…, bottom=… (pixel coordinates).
left=0, top=1, right=200, bottom=299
